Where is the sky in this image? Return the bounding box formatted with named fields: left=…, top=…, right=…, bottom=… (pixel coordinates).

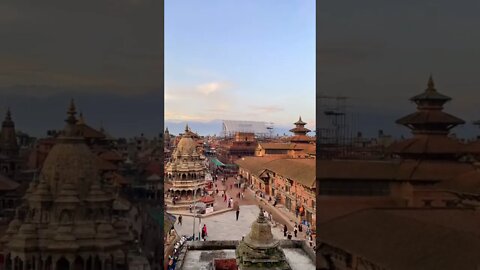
left=319, top=0, right=480, bottom=138
left=0, top=0, right=162, bottom=137
left=165, top=0, right=316, bottom=135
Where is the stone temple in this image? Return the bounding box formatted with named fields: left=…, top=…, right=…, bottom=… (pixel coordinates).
left=0, top=101, right=133, bottom=270
left=236, top=208, right=291, bottom=270
left=165, top=125, right=207, bottom=208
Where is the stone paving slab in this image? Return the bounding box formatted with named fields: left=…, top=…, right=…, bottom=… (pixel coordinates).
left=173, top=205, right=284, bottom=241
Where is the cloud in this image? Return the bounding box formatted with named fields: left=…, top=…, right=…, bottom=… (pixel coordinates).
left=249, top=105, right=284, bottom=114
left=196, top=81, right=231, bottom=95
left=164, top=111, right=211, bottom=122
left=0, top=1, right=162, bottom=98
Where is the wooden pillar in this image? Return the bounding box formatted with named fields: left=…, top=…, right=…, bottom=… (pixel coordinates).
left=36, top=257, right=41, bottom=270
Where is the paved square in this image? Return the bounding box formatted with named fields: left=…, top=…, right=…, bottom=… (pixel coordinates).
left=172, top=205, right=285, bottom=240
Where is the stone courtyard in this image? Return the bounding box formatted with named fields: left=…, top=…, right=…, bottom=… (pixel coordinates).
left=173, top=205, right=284, bottom=240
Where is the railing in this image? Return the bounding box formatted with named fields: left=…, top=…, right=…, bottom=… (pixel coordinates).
left=171, top=180, right=205, bottom=188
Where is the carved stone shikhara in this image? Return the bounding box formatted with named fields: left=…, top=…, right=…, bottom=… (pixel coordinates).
left=0, top=101, right=133, bottom=270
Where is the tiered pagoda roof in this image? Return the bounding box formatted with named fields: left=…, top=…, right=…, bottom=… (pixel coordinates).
left=396, top=76, right=464, bottom=135
left=389, top=76, right=465, bottom=159
left=289, top=116, right=314, bottom=144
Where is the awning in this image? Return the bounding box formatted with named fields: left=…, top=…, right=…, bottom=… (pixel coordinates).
left=211, top=158, right=225, bottom=167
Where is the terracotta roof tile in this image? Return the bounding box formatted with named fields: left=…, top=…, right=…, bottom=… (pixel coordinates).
left=317, top=208, right=480, bottom=270
left=388, top=135, right=465, bottom=155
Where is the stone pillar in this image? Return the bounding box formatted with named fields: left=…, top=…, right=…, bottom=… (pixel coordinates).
left=0, top=255, right=4, bottom=270
left=43, top=257, right=48, bottom=270
left=36, top=257, right=42, bottom=270
left=3, top=256, right=8, bottom=270
left=123, top=250, right=128, bottom=270
left=90, top=257, right=94, bottom=270
left=68, top=259, right=73, bottom=270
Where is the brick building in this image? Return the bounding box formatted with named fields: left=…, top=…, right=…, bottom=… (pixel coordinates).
left=216, top=132, right=257, bottom=165
left=236, top=157, right=316, bottom=227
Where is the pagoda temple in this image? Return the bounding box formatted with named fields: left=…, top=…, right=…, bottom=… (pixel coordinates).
left=0, top=109, right=20, bottom=178
left=236, top=208, right=291, bottom=270
left=0, top=100, right=132, bottom=270
left=389, top=76, right=465, bottom=159
left=289, top=117, right=313, bottom=144
left=164, top=127, right=171, bottom=149
left=165, top=124, right=207, bottom=207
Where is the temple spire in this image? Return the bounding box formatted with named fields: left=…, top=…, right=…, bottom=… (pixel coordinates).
left=63, top=99, right=79, bottom=137
left=5, top=108, right=11, bottom=121
left=427, top=74, right=435, bottom=90
left=185, top=123, right=189, bottom=132
left=66, top=99, right=77, bottom=124
left=77, top=111, right=85, bottom=125
left=2, top=107, right=14, bottom=127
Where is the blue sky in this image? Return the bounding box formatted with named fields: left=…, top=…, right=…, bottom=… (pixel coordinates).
left=165, top=0, right=316, bottom=135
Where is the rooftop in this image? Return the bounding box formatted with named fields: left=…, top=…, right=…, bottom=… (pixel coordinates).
left=317, top=208, right=480, bottom=270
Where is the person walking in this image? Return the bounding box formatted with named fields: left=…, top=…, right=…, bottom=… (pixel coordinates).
left=294, top=223, right=298, bottom=238
left=283, top=224, right=288, bottom=237
left=178, top=215, right=182, bottom=226
left=201, top=224, right=208, bottom=241
left=236, top=208, right=240, bottom=221
left=167, top=256, right=174, bottom=270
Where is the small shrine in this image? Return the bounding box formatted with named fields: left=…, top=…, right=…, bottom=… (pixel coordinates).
left=235, top=208, right=291, bottom=270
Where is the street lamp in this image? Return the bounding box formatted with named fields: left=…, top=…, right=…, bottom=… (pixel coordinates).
left=192, top=189, right=199, bottom=241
